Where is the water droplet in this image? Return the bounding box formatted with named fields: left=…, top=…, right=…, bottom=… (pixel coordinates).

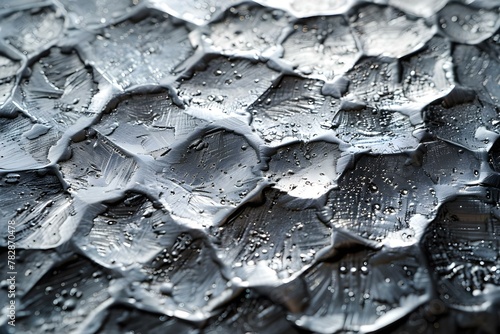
left=5, top=173, right=21, bottom=184
left=160, top=282, right=174, bottom=295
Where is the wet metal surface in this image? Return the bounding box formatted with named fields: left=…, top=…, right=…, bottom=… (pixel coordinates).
left=0, top=0, right=500, bottom=333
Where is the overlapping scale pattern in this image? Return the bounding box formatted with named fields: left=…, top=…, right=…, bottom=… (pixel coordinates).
left=1, top=0, right=499, bottom=333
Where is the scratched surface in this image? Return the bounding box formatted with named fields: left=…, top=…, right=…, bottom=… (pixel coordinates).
left=0, top=0, right=499, bottom=333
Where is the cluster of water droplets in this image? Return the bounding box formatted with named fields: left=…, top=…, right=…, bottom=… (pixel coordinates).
left=0, top=0, right=499, bottom=333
